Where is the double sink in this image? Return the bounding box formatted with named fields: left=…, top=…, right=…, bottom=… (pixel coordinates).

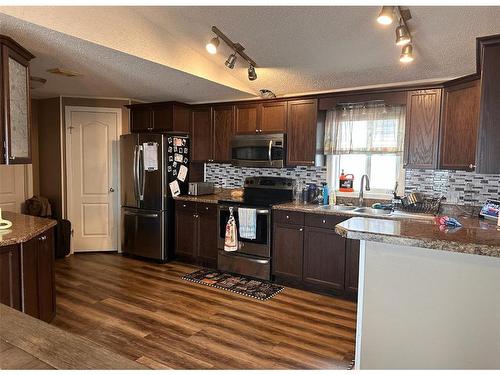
left=318, top=204, right=435, bottom=222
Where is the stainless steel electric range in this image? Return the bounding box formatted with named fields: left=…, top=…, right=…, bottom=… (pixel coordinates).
left=217, top=176, right=296, bottom=280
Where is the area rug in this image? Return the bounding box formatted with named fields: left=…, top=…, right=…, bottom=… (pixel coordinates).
left=181, top=269, right=284, bottom=301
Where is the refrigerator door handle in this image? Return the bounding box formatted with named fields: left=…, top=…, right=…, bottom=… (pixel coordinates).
left=138, top=145, right=145, bottom=201
left=133, top=144, right=139, bottom=202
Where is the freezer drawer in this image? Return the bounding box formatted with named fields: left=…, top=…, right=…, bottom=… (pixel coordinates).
left=122, top=208, right=165, bottom=260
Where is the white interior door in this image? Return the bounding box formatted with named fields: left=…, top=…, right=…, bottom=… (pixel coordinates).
left=66, top=107, right=121, bottom=252
left=0, top=165, right=27, bottom=213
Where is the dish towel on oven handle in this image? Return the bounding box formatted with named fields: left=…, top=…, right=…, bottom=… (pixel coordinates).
left=238, top=207, right=257, bottom=240
left=224, top=207, right=238, bottom=251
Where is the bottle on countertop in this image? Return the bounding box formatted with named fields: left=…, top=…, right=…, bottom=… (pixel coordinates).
left=339, top=170, right=355, bottom=192
left=322, top=182, right=329, bottom=205
left=329, top=187, right=337, bottom=206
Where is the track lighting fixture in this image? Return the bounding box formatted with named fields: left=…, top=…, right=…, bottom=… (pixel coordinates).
left=206, top=26, right=258, bottom=80
left=395, top=23, right=411, bottom=46
left=248, top=65, right=257, bottom=81
left=225, top=53, right=237, bottom=69
left=400, top=44, right=414, bottom=63
left=206, top=37, right=219, bottom=54
left=377, top=6, right=395, bottom=25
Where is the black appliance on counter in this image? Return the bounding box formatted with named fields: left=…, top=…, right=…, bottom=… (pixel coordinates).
left=217, top=176, right=295, bottom=280
left=120, top=133, right=190, bottom=261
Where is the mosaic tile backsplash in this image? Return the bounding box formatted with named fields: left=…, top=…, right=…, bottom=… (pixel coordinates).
left=405, top=169, right=500, bottom=206
left=205, top=165, right=499, bottom=206
left=205, top=164, right=327, bottom=188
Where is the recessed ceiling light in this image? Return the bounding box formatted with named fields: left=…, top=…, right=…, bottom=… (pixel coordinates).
left=206, top=37, right=219, bottom=55
left=377, top=6, right=395, bottom=25
left=46, top=68, right=82, bottom=77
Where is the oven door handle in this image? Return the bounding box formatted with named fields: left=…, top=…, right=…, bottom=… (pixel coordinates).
left=219, top=205, right=269, bottom=215
left=268, top=140, right=272, bottom=164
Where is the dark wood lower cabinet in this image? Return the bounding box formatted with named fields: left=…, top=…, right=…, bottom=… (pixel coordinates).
left=196, top=203, right=218, bottom=267
left=272, top=210, right=359, bottom=299
left=303, top=226, right=346, bottom=290
left=0, top=245, right=21, bottom=309
left=0, top=227, right=55, bottom=322
left=272, top=223, right=304, bottom=281
left=175, top=201, right=218, bottom=268
left=344, top=239, right=360, bottom=293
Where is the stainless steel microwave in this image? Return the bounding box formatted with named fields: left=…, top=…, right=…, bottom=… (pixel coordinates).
left=231, top=133, right=285, bottom=168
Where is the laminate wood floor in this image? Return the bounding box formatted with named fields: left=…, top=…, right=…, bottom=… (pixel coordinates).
left=52, top=253, right=357, bottom=369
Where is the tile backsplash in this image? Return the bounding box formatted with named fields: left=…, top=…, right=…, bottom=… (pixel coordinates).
left=405, top=169, right=500, bottom=206
left=205, top=164, right=499, bottom=206
left=205, top=163, right=327, bottom=188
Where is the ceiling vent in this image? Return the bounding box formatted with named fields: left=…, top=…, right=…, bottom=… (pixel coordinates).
left=30, top=76, right=47, bottom=89
left=259, top=89, right=276, bottom=99
left=46, top=68, right=82, bottom=77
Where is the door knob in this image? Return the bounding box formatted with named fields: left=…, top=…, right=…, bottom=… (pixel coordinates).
left=109, top=188, right=115, bottom=192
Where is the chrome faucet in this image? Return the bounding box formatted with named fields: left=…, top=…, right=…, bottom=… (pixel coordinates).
left=358, top=174, right=371, bottom=207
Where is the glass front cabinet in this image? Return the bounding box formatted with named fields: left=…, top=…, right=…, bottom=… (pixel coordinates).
left=0, top=35, right=34, bottom=164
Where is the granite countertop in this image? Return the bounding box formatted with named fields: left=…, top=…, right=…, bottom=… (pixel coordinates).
left=0, top=212, right=57, bottom=247
left=174, top=188, right=243, bottom=204
left=335, top=216, right=500, bottom=258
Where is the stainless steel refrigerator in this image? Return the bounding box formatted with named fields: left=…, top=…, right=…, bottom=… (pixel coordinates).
left=120, top=133, right=190, bottom=261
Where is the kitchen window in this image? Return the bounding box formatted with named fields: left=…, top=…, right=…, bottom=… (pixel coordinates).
left=324, top=103, right=406, bottom=196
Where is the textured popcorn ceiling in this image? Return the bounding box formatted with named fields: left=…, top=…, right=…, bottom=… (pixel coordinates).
left=1, top=6, right=500, bottom=102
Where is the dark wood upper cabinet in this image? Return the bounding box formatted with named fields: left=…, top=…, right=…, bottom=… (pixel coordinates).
left=234, top=103, right=259, bottom=134
left=0, top=245, right=21, bottom=310
left=130, top=107, right=152, bottom=132
left=127, top=102, right=191, bottom=133
left=404, top=89, right=442, bottom=169
left=260, top=101, right=287, bottom=133
left=212, top=105, right=234, bottom=162
left=191, top=107, right=212, bottom=162
left=439, top=80, right=480, bottom=171
left=476, top=37, right=500, bottom=174
left=286, top=99, right=318, bottom=166
left=1, top=35, right=34, bottom=165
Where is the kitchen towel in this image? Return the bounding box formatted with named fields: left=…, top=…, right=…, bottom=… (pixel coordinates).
left=238, top=208, right=257, bottom=240
left=224, top=207, right=238, bottom=251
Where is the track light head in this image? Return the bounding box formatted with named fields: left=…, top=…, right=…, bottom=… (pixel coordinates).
left=206, top=37, right=219, bottom=54
left=395, top=24, right=411, bottom=46
left=248, top=65, right=257, bottom=81
left=377, top=6, right=395, bottom=25
left=225, top=53, right=237, bottom=69
left=400, top=44, right=414, bottom=63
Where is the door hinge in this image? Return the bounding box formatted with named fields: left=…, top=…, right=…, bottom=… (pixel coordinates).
left=70, top=229, right=74, bottom=237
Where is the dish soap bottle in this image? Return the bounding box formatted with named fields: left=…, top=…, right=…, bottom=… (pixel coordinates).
left=322, top=183, right=329, bottom=205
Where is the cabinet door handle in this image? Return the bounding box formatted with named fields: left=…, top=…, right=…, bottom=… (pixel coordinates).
left=9, top=156, right=15, bottom=160
left=469, top=164, right=476, bottom=170
left=205, top=207, right=209, bottom=210
left=322, top=219, right=326, bottom=224
left=39, top=235, right=47, bottom=241
left=286, top=215, right=290, bottom=219
left=299, top=228, right=303, bottom=232
left=182, top=204, right=187, bottom=208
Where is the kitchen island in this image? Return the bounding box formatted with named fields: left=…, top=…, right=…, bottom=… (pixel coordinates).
left=336, top=216, right=500, bottom=369
left=0, top=211, right=57, bottom=322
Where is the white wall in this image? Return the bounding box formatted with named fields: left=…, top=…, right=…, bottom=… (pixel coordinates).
left=356, top=241, right=500, bottom=369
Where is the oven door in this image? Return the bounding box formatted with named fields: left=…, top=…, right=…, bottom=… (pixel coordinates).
left=217, top=204, right=271, bottom=258
left=231, top=135, right=285, bottom=168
